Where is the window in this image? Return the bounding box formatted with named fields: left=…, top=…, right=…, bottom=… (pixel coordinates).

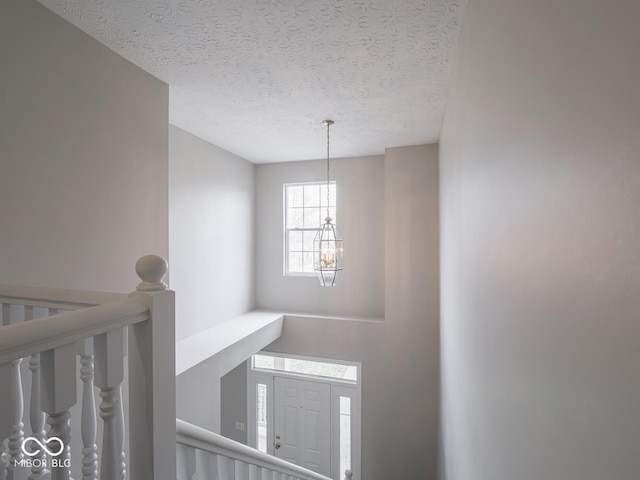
left=339, top=396, right=352, bottom=476
left=256, top=383, right=268, bottom=452
left=284, top=181, right=336, bottom=275
left=253, top=353, right=357, bottom=383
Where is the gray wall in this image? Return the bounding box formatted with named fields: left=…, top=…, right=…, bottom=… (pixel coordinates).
left=255, top=156, right=385, bottom=318
left=170, top=126, right=256, bottom=431
left=253, top=145, right=440, bottom=480
left=169, top=125, right=255, bottom=341
left=1, top=1, right=167, bottom=478
left=0, top=0, right=168, bottom=292
left=439, top=0, right=640, bottom=479
left=221, top=362, right=249, bottom=444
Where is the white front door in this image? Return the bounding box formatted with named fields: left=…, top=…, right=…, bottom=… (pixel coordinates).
left=274, top=376, right=331, bottom=476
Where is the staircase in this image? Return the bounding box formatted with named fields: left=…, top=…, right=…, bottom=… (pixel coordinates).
left=0, top=256, right=341, bottom=480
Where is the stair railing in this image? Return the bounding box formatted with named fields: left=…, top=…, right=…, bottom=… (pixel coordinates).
left=0, top=255, right=175, bottom=480
left=176, top=419, right=337, bottom=480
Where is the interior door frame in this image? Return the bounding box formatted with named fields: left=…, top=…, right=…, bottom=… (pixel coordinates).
left=247, top=352, right=361, bottom=480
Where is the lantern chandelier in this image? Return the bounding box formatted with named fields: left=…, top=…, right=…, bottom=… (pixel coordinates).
left=313, top=120, right=344, bottom=287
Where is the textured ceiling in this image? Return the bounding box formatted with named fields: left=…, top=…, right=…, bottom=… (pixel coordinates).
left=37, top=0, right=466, bottom=163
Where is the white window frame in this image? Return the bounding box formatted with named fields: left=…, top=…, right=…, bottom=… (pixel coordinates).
left=247, top=352, right=361, bottom=480
left=283, top=181, right=337, bottom=276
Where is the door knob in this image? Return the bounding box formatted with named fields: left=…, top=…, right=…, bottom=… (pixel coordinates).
left=274, top=442, right=281, bottom=449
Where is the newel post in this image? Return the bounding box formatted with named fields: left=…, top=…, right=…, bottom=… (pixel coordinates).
left=127, top=255, right=176, bottom=480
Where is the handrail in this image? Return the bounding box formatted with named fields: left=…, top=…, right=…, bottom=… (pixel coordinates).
left=176, top=418, right=333, bottom=480
left=0, top=298, right=149, bottom=364
left=0, top=284, right=127, bottom=310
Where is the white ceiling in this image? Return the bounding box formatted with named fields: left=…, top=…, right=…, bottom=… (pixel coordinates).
left=37, top=0, right=466, bottom=163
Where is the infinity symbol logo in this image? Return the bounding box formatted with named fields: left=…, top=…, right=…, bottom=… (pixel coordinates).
left=22, top=437, right=64, bottom=457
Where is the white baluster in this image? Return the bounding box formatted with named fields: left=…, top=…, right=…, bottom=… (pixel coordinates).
left=5, top=303, right=26, bottom=480
left=115, top=387, right=125, bottom=480
left=212, top=455, right=222, bottom=480
left=40, top=344, right=77, bottom=480
left=6, top=357, right=24, bottom=480
left=78, top=339, right=97, bottom=480
left=248, top=464, right=258, bottom=480
left=27, top=306, right=48, bottom=480
left=194, top=449, right=210, bottom=480
left=216, top=455, right=230, bottom=480
left=94, top=329, right=125, bottom=480
left=175, top=444, right=195, bottom=480
left=344, top=470, right=353, bottom=480
left=175, top=444, right=184, bottom=480
left=259, top=467, right=270, bottom=480
left=234, top=459, right=245, bottom=480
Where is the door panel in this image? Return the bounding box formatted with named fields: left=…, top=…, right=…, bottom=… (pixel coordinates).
left=274, top=377, right=331, bottom=476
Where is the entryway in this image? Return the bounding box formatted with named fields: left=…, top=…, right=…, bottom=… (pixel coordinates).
left=274, top=376, right=331, bottom=474
left=248, top=353, right=361, bottom=480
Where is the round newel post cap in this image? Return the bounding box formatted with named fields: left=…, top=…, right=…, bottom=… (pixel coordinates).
left=135, top=254, right=168, bottom=291
left=344, top=470, right=353, bottom=480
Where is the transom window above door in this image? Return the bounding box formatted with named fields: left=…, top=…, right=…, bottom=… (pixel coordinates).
left=253, top=353, right=357, bottom=383
left=283, top=181, right=336, bottom=276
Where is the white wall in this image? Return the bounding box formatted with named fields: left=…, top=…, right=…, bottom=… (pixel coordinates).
left=0, top=0, right=168, bottom=292
left=250, top=145, right=440, bottom=480
left=440, top=0, right=640, bottom=479
left=255, top=156, right=385, bottom=318
left=169, top=126, right=255, bottom=341
left=170, top=126, right=255, bottom=432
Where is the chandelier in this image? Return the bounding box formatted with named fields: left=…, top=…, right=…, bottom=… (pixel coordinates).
left=313, top=120, right=344, bottom=287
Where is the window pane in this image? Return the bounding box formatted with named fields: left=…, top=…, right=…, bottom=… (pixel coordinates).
left=303, top=207, right=321, bottom=228
left=254, top=355, right=275, bottom=369
left=287, top=185, right=304, bottom=208
left=287, top=208, right=304, bottom=229
left=255, top=355, right=357, bottom=382
left=302, top=251, right=315, bottom=273
left=289, top=252, right=302, bottom=272
left=304, top=184, right=321, bottom=207
left=257, top=384, right=268, bottom=453
left=288, top=230, right=303, bottom=251
left=339, top=396, right=351, bottom=475
left=303, top=230, right=317, bottom=251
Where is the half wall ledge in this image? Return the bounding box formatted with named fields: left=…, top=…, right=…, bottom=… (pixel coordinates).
left=176, top=310, right=284, bottom=376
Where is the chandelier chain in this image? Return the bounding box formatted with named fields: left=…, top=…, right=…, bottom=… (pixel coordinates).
left=326, top=120, right=331, bottom=218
